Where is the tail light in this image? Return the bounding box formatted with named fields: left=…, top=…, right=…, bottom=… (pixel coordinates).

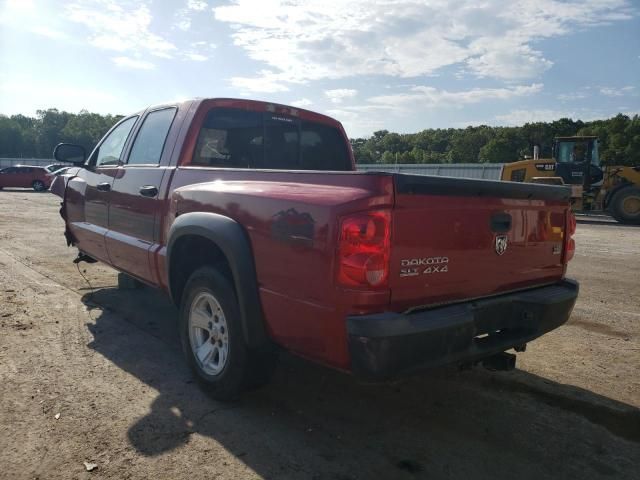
left=337, top=210, right=391, bottom=288
left=564, top=210, right=576, bottom=262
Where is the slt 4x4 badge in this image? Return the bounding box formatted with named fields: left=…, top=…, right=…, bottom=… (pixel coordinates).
left=400, top=257, right=449, bottom=277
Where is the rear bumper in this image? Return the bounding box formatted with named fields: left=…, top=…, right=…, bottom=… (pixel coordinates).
left=347, top=279, right=579, bottom=380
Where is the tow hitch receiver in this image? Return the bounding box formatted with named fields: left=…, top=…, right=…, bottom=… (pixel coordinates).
left=481, top=352, right=516, bottom=371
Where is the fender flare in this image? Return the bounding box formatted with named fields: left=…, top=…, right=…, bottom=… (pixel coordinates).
left=166, top=212, right=268, bottom=349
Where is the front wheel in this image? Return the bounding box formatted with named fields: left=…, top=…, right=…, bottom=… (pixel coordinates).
left=32, top=180, right=46, bottom=192
left=609, top=187, right=640, bottom=225
left=179, top=266, right=276, bottom=400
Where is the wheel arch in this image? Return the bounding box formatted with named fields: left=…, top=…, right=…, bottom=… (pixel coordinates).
left=167, top=212, right=268, bottom=349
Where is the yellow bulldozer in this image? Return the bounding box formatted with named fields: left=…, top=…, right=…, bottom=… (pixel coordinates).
left=502, top=136, right=640, bottom=224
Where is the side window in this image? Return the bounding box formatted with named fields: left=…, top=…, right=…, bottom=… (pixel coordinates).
left=192, top=108, right=263, bottom=168
left=127, top=108, right=177, bottom=165
left=94, top=116, right=137, bottom=167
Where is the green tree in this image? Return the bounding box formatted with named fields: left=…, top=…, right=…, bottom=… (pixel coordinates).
left=450, top=126, right=493, bottom=163
left=35, top=109, right=71, bottom=156
left=0, top=116, right=24, bottom=157
left=61, top=111, right=121, bottom=155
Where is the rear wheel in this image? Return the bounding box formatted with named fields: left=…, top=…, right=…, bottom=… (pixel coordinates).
left=179, top=266, right=276, bottom=400
left=609, top=187, right=640, bottom=225
left=32, top=180, right=46, bottom=192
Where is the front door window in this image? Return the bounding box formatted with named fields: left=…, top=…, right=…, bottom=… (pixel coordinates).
left=94, top=117, right=138, bottom=167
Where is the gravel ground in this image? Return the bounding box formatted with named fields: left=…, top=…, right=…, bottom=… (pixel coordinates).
left=0, top=189, right=638, bottom=480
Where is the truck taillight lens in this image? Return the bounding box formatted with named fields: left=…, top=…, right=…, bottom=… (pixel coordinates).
left=565, top=211, right=576, bottom=262
left=338, top=210, right=391, bottom=288
left=568, top=211, right=577, bottom=236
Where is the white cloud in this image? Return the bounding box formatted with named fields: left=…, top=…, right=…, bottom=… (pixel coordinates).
left=112, top=56, right=155, bottom=70
left=66, top=1, right=176, bottom=58
left=495, top=109, right=601, bottom=125
left=30, top=26, right=67, bottom=39
left=175, top=17, right=191, bottom=31
left=291, top=98, right=313, bottom=107
left=324, top=83, right=543, bottom=135
left=187, top=0, right=208, bottom=11
left=466, top=42, right=553, bottom=80
left=191, top=41, right=217, bottom=49
left=325, top=88, right=357, bottom=104
left=214, top=0, right=635, bottom=89
left=0, top=77, right=118, bottom=114
left=178, top=42, right=216, bottom=61
left=557, top=91, right=589, bottom=102
left=4, top=0, right=35, bottom=12
left=66, top=1, right=211, bottom=63
left=174, top=0, right=209, bottom=31
left=326, top=107, right=387, bottom=136
left=230, top=71, right=290, bottom=93
left=369, top=83, right=543, bottom=109
left=599, top=86, right=635, bottom=97
left=183, top=53, right=207, bottom=62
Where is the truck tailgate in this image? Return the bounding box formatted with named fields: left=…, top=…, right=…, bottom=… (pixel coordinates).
left=389, top=175, right=571, bottom=310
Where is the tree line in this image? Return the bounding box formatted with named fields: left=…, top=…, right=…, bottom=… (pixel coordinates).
left=351, top=114, right=640, bottom=166
left=0, top=108, right=638, bottom=166
left=0, top=109, right=123, bottom=159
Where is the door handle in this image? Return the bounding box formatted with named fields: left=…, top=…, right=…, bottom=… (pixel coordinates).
left=139, top=185, right=159, bottom=197
left=96, top=182, right=111, bottom=192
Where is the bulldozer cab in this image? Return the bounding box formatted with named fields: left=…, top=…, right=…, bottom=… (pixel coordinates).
left=553, top=136, right=604, bottom=189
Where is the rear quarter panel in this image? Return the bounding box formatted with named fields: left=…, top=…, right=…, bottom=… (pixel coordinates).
left=166, top=169, right=393, bottom=368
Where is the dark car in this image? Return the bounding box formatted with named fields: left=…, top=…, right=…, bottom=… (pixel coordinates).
left=0, top=165, right=53, bottom=191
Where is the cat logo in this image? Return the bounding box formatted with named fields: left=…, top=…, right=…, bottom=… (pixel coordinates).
left=495, top=235, right=508, bottom=255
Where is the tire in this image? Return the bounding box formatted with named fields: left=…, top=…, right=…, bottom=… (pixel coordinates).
left=609, top=187, right=640, bottom=225
left=32, top=180, right=46, bottom=192
left=179, top=266, right=276, bottom=400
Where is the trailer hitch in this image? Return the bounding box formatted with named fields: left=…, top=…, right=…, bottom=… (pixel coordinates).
left=481, top=352, right=516, bottom=371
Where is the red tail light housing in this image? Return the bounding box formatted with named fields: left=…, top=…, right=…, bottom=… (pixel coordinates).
left=564, top=210, right=576, bottom=262
left=337, top=210, right=391, bottom=288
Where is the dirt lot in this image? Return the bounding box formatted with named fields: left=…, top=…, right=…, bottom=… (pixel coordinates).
left=0, top=190, right=638, bottom=480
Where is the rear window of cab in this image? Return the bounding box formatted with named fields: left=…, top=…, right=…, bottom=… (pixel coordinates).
left=189, top=108, right=351, bottom=171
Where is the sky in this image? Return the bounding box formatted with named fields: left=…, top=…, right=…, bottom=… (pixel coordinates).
left=0, top=0, right=639, bottom=138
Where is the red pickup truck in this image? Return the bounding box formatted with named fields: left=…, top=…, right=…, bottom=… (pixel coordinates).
left=51, top=98, right=578, bottom=399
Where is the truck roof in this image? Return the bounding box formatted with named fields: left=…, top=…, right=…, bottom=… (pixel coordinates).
left=144, top=97, right=343, bottom=129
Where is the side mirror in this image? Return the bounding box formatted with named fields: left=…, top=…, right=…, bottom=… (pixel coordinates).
left=53, top=143, right=86, bottom=167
